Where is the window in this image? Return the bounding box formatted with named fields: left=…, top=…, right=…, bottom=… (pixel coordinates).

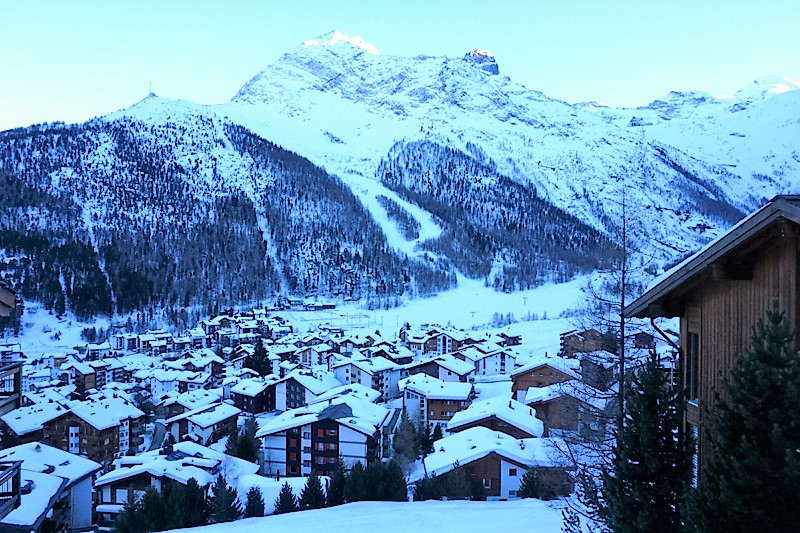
left=317, top=443, right=325, bottom=451
left=316, top=457, right=325, bottom=464
left=328, top=428, right=337, bottom=436
left=303, top=432, right=311, bottom=440
left=289, top=452, right=297, bottom=461
left=317, top=429, right=324, bottom=437
left=509, top=490, right=517, bottom=497
left=483, top=478, right=492, bottom=489
left=509, top=468, right=517, bottom=476
left=289, top=439, right=297, bottom=447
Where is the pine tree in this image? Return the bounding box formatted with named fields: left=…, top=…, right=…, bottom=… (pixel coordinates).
left=364, top=461, right=386, bottom=500
left=299, top=472, right=327, bottom=509
left=431, top=423, right=443, bottom=443
left=274, top=482, right=298, bottom=514
left=182, top=478, right=209, bottom=527
left=686, top=310, right=800, bottom=533
left=112, top=494, right=147, bottom=533
left=518, top=469, right=555, bottom=500
left=384, top=460, right=409, bottom=501
left=139, top=486, right=166, bottom=532
left=600, top=355, right=693, bottom=533
left=345, top=461, right=367, bottom=502
left=244, top=486, right=265, bottom=518
left=208, top=474, right=242, bottom=523
left=245, top=338, right=272, bottom=377
left=417, top=421, right=434, bottom=456
left=327, top=458, right=347, bottom=506
left=392, top=409, right=418, bottom=469
left=236, top=416, right=260, bottom=463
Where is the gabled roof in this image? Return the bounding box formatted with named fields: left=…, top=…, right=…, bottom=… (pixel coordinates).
left=0, top=442, right=101, bottom=485
left=409, top=427, right=570, bottom=483
left=626, top=195, right=800, bottom=318
left=447, top=397, right=544, bottom=437
left=399, top=374, right=472, bottom=400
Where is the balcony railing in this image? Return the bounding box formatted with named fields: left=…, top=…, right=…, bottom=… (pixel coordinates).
left=0, top=460, right=22, bottom=520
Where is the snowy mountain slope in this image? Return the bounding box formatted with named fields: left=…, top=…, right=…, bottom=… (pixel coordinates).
left=0, top=111, right=455, bottom=322
left=587, top=76, right=800, bottom=198
left=219, top=32, right=774, bottom=264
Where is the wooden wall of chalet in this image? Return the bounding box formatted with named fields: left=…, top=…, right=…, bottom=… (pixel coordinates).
left=682, top=237, right=799, bottom=468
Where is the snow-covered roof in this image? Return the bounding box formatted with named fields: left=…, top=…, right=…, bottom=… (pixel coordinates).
left=433, top=354, right=475, bottom=375
left=510, top=354, right=581, bottom=380
left=175, top=388, right=223, bottom=410
left=350, top=356, right=399, bottom=374
left=0, top=470, right=65, bottom=528
left=519, top=380, right=612, bottom=412
left=310, top=383, right=381, bottom=405
left=1, top=402, right=69, bottom=435
left=71, top=396, right=145, bottom=430
left=0, top=442, right=101, bottom=485
left=96, top=441, right=257, bottom=488
left=166, top=402, right=241, bottom=429
left=399, top=374, right=472, bottom=400
left=230, top=377, right=277, bottom=397
left=283, top=370, right=343, bottom=395
left=410, top=427, right=570, bottom=482
left=447, top=397, right=543, bottom=437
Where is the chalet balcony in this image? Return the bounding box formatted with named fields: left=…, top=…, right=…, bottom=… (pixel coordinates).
left=0, top=460, right=22, bottom=521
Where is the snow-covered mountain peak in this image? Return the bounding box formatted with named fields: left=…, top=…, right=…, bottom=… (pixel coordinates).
left=302, top=29, right=380, bottom=55
left=464, top=49, right=499, bottom=75
left=735, top=75, right=800, bottom=101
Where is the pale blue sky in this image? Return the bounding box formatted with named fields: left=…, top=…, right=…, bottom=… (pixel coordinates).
left=1, top=0, right=798, bottom=131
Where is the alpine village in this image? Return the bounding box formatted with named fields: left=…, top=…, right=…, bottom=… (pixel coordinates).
left=1, top=27, right=799, bottom=533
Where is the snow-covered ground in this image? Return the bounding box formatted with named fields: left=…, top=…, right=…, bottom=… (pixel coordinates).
left=164, top=499, right=566, bottom=533
left=5, top=273, right=586, bottom=358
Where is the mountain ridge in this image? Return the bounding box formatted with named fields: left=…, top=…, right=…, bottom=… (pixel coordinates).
left=1, top=34, right=798, bottom=324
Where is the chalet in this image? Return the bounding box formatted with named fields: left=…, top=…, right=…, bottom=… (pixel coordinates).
left=410, top=427, right=572, bottom=500
left=624, top=195, right=800, bottom=477
left=400, top=374, right=473, bottom=427
left=48, top=395, right=146, bottom=464
left=0, top=281, right=19, bottom=318
left=577, top=350, right=618, bottom=391
left=160, top=388, right=222, bottom=419
left=94, top=442, right=257, bottom=531
left=297, top=342, right=334, bottom=366
left=0, top=402, right=68, bottom=444
left=519, top=381, right=614, bottom=440
left=165, top=402, right=240, bottom=446
left=452, top=344, right=517, bottom=376
left=275, top=370, right=343, bottom=411
left=176, top=371, right=212, bottom=393
left=447, top=397, right=544, bottom=439
left=510, top=357, right=580, bottom=397
left=257, top=396, right=392, bottom=477
left=332, top=356, right=402, bottom=401
left=231, top=376, right=278, bottom=414
left=402, top=354, right=475, bottom=383
left=112, top=333, right=139, bottom=352
left=0, top=443, right=100, bottom=532
left=86, top=342, right=111, bottom=359
left=559, top=328, right=606, bottom=357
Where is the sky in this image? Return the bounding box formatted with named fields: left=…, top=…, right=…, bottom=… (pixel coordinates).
left=1, top=0, right=798, bottom=131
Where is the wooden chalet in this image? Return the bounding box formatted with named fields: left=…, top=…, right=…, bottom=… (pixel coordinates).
left=625, top=195, right=800, bottom=478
